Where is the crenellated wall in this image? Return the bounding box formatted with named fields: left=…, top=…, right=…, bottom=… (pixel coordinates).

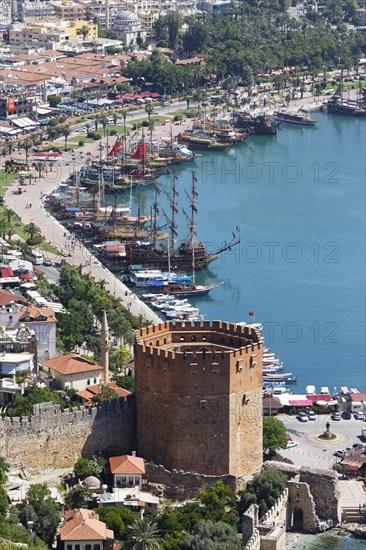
left=0, top=398, right=136, bottom=470
left=135, top=320, right=263, bottom=477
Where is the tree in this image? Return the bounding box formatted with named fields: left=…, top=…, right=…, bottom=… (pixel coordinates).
left=48, top=95, right=62, bottom=108
left=74, top=456, right=105, bottom=480
left=0, top=486, right=8, bottom=516
left=197, top=481, right=237, bottom=527
left=33, top=161, right=45, bottom=180
left=19, top=484, right=60, bottom=546
left=125, top=518, right=162, bottom=550
left=263, top=416, right=288, bottom=457
left=91, top=384, right=119, bottom=403
left=24, top=222, right=41, bottom=242
left=181, top=520, right=241, bottom=549
left=0, top=456, right=10, bottom=484
left=145, top=103, right=154, bottom=124
left=61, top=125, right=71, bottom=151
left=238, top=468, right=287, bottom=518
left=97, top=506, right=136, bottom=540
left=65, top=485, right=91, bottom=509
left=23, top=138, right=33, bottom=164
left=81, top=25, right=89, bottom=40
left=99, top=114, right=109, bottom=137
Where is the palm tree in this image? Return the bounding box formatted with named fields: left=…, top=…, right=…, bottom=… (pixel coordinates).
left=34, top=161, right=45, bottom=180
left=24, top=222, right=41, bottom=242
left=80, top=25, right=89, bottom=40
left=145, top=103, right=154, bottom=124
left=99, top=114, right=108, bottom=137
left=125, top=519, right=162, bottom=550
left=184, top=95, right=192, bottom=110
left=112, top=112, right=118, bottom=126
left=61, top=126, right=71, bottom=151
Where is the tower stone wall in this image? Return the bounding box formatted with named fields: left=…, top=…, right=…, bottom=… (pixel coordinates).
left=135, top=320, right=263, bottom=477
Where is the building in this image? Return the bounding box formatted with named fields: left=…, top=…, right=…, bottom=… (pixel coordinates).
left=40, top=354, right=103, bottom=391
left=8, top=21, right=98, bottom=50
left=50, top=1, right=88, bottom=21
left=17, top=304, right=57, bottom=361
left=0, top=93, right=35, bottom=120
left=0, top=324, right=37, bottom=376
left=58, top=509, right=114, bottom=550
left=109, top=452, right=145, bottom=489
left=135, top=320, right=263, bottom=477
left=197, top=0, right=231, bottom=14
left=76, top=381, right=131, bottom=403
left=112, top=11, right=145, bottom=47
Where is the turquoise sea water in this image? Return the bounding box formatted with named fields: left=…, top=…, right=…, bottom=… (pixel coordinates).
left=292, top=531, right=366, bottom=549
left=119, top=112, right=366, bottom=392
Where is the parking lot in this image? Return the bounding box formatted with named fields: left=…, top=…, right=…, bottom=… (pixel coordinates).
left=277, top=413, right=366, bottom=468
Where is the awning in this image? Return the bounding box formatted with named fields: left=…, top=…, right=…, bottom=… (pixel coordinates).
left=307, top=394, right=331, bottom=402
left=20, top=273, right=35, bottom=280
left=289, top=399, right=313, bottom=407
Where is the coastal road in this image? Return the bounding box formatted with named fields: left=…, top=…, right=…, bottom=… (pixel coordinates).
left=277, top=413, right=366, bottom=468
left=4, top=138, right=161, bottom=325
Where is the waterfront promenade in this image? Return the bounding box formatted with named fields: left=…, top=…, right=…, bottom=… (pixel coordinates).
left=3, top=138, right=161, bottom=325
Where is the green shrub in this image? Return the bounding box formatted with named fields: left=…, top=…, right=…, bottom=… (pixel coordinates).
left=78, top=139, right=85, bottom=147
left=27, top=234, right=43, bottom=246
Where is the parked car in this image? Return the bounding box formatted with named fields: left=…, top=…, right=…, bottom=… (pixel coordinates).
left=286, top=440, right=297, bottom=449
left=297, top=412, right=309, bottom=422
left=355, top=411, right=365, bottom=420
left=352, top=443, right=365, bottom=451
left=332, top=412, right=342, bottom=421
left=43, top=258, right=53, bottom=266
left=342, top=411, right=352, bottom=419
left=334, top=449, right=346, bottom=457
left=307, top=411, right=316, bottom=421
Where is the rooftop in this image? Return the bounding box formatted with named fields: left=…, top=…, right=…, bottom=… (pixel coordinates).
left=41, top=354, right=102, bottom=375
left=109, top=454, right=145, bottom=475
left=60, top=509, right=114, bottom=542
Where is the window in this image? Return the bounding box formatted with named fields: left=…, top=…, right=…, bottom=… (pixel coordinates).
left=93, top=545, right=101, bottom=550
left=66, top=546, right=72, bottom=550
left=87, top=379, right=90, bottom=385
left=86, top=546, right=92, bottom=550
left=94, top=378, right=97, bottom=383
left=75, top=545, right=80, bottom=550
left=129, top=476, right=134, bottom=486
left=135, top=476, right=140, bottom=485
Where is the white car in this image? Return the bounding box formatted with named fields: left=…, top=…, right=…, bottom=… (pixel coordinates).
left=286, top=440, right=297, bottom=449
left=307, top=411, right=316, bottom=421
left=297, top=412, right=309, bottom=422
left=355, top=411, right=365, bottom=420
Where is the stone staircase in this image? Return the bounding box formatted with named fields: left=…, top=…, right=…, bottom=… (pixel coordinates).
left=342, top=506, right=366, bottom=523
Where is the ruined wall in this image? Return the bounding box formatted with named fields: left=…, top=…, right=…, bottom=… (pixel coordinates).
left=0, top=398, right=136, bottom=470
left=146, top=462, right=250, bottom=499
left=263, top=461, right=340, bottom=524
left=287, top=478, right=319, bottom=533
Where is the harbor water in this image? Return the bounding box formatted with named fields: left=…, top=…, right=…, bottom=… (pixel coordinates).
left=115, top=111, right=366, bottom=392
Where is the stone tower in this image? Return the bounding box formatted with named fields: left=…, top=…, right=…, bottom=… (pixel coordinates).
left=100, top=310, right=110, bottom=384
left=135, top=320, right=263, bottom=477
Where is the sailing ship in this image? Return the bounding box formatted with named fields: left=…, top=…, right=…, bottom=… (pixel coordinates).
left=274, top=109, right=318, bottom=125
left=326, top=72, right=366, bottom=116
left=99, top=172, right=240, bottom=272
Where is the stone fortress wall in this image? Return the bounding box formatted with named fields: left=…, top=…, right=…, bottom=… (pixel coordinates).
left=0, top=397, right=136, bottom=469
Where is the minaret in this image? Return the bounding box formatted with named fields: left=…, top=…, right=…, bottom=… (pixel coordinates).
left=105, top=0, right=110, bottom=30
left=100, top=310, right=110, bottom=384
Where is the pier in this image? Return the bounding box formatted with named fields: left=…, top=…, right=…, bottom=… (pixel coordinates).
left=3, top=137, right=161, bottom=325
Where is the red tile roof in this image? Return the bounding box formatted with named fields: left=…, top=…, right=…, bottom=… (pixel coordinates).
left=18, top=304, right=57, bottom=323
left=41, top=354, right=102, bottom=375
left=0, top=289, right=25, bottom=306
left=350, top=393, right=366, bottom=402
left=76, top=381, right=131, bottom=402
left=60, top=509, right=114, bottom=542
left=109, top=454, right=145, bottom=475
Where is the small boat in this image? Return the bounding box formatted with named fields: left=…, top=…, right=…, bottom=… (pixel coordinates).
left=274, top=109, right=318, bottom=125
left=177, top=132, right=228, bottom=150
left=263, top=372, right=297, bottom=383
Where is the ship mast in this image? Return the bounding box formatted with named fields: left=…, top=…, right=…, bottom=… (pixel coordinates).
left=151, top=181, right=160, bottom=246
left=182, top=171, right=198, bottom=284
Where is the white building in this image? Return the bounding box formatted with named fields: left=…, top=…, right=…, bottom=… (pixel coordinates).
left=40, top=353, right=103, bottom=391
left=112, top=10, right=145, bottom=47
left=109, top=453, right=145, bottom=489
